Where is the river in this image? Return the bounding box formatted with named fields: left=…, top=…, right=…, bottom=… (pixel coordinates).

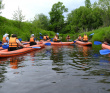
left=0, top=44, right=110, bottom=93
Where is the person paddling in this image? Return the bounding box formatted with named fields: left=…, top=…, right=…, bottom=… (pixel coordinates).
left=8, top=34, right=26, bottom=51
left=77, top=35, right=82, bottom=41
left=66, top=35, right=70, bottom=42
left=53, top=34, right=60, bottom=42
left=2, top=33, right=9, bottom=45
left=30, top=34, right=36, bottom=46
left=82, top=34, right=88, bottom=42
left=43, top=35, right=47, bottom=41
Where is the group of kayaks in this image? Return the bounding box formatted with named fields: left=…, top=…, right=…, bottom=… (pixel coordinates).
left=0, top=39, right=110, bottom=57
left=0, top=41, right=75, bottom=57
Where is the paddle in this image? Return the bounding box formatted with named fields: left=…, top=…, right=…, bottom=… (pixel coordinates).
left=89, top=33, right=94, bottom=36
left=18, top=38, right=22, bottom=42
left=22, top=43, right=29, bottom=45
left=73, top=41, right=76, bottom=43
left=99, top=49, right=110, bottom=55
left=45, top=42, right=51, bottom=46
left=2, top=45, right=41, bottom=49
left=26, top=47, right=41, bottom=48
left=94, top=41, right=102, bottom=45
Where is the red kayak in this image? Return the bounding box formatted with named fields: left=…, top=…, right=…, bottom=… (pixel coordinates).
left=75, top=40, right=92, bottom=46
left=0, top=44, right=45, bottom=57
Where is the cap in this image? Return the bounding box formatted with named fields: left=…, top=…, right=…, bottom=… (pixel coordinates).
left=31, top=34, right=34, bottom=36
left=5, top=33, right=9, bottom=36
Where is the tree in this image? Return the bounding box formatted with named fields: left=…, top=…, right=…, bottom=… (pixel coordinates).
left=0, top=0, right=4, bottom=14
left=49, top=2, right=68, bottom=33
left=32, top=13, right=49, bottom=30
left=85, top=0, right=91, bottom=8
left=13, top=7, right=25, bottom=28
left=98, top=0, right=110, bottom=26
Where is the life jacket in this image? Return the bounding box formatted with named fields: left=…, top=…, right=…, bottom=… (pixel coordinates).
left=78, top=36, right=82, bottom=40
left=53, top=36, right=58, bottom=41
left=9, top=37, right=18, bottom=47
left=43, top=36, right=47, bottom=40
left=66, top=36, right=70, bottom=39
left=30, top=37, right=34, bottom=42
left=47, top=36, right=49, bottom=39
left=83, top=35, right=88, bottom=41
left=2, top=37, right=7, bottom=43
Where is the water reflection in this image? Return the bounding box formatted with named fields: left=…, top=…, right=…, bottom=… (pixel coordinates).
left=50, top=46, right=64, bottom=63
left=76, top=44, right=92, bottom=59
left=9, top=56, right=25, bottom=69
left=0, top=44, right=110, bottom=93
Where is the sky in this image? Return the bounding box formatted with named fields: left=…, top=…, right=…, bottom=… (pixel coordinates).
left=1, top=0, right=99, bottom=21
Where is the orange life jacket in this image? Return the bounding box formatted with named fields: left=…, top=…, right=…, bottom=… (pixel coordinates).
left=66, top=36, right=70, bottom=39
left=43, top=36, right=47, bottom=40
left=78, top=36, right=82, bottom=40
left=47, top=36, right=49, bottom=39
left=9, top=37, right=18, bottom=47
left=30, top=37, right=34, bottom=42
left=83, top=35, right=88, bottom=41
left=53, top=36, right=58, bottom=41
left=2, top=37, right=7, bottom=43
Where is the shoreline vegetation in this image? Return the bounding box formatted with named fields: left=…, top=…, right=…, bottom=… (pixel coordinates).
left=0, top=16, right=110, bottom=44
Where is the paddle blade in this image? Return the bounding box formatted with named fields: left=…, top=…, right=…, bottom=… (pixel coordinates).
left=18, top=38, right=22, bottom=42
left=22, top=43, right=28, bottom=45
left=45, top=43, right=51, bottom=46
left=32, top=47, right=41, bottom=48
left=73, top=41, right=76, bottom=43
left=2, top=45, right=9, bottom=49
left=40, top=36, right=43, bottom=39
left=99, top=49, right=110, bottom=55
left=94, top=41, right=102, bottom=45
left=89, top=33, right=94, bottom=36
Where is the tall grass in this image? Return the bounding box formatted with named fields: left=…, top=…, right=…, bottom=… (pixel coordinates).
left=0, top=16, right=55, bottom=41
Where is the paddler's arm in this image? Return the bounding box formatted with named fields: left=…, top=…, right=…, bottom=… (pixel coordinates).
left=16, top=39, right=26, bottom=47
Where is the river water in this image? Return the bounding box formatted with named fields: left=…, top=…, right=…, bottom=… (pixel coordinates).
left=0, top=44, right=110, bottom=93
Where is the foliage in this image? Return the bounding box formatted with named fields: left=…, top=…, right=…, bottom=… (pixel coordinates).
left=49, top=2, right=68, bottom=33
left=0, top=0, right=4, bottom=9
left=98, top=0, right=110, bottom=26
left=0, top=16, right=55, bottom=41
left=0, top=0, right=4, bottom=14
left=12, top=7, right=25, bottom=29
left=32, top=13, right=49, bottom=30
left=85, top=0, right=91, bottom=8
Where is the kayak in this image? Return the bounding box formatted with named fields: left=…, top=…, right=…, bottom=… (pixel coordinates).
left=75, top=40, right=92, bottom=46
left=102, top=43, right=110, bottom=50
left=0, top=44, right=45, bottom=57
left=0, top=42, right=30, bottom=50
left=50, top=42, right=74, bottom=45
left=40, top=40, right=74, bottom=46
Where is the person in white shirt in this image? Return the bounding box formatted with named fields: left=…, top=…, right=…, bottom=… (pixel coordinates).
left=2, top=33, right=9, bottom=45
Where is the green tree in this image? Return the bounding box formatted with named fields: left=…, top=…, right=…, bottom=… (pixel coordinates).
left=85, top=0, right=91, bottom=8
left=49, top=2, right=68, bottom=33
left=32, top=13, right=49, bottom=30
left=98, top=0, right=110, bottom=26
left=0, top=0, right=4, bottom=14
left=13, top=7, right=25, bottom=29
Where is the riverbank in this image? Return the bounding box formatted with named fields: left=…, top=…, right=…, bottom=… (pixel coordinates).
left=60, top=26, right=110, bottom=43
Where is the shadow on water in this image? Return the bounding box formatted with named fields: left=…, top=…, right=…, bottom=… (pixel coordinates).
left=0, top=44, right=110, bottom=93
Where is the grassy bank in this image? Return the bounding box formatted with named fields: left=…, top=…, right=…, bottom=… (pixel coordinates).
left=0, top=16, right=110, bottom=43
left=0, top=16, right=55, bottom=41
left=60, top=26, right=110, bottom=43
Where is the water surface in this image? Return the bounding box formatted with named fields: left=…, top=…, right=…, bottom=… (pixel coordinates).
left=0, top=44, right=110, bottom=93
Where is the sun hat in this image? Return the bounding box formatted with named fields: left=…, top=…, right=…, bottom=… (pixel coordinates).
left=31, top=34, right=34, bottom=37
